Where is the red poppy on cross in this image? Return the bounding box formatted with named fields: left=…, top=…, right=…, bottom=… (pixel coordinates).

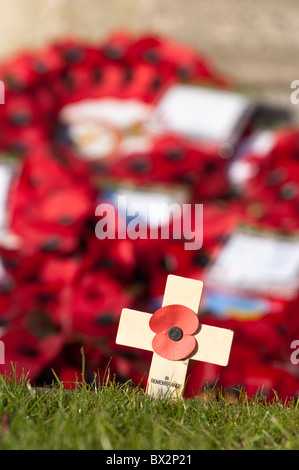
left=116, top=275, right=234, bottom=397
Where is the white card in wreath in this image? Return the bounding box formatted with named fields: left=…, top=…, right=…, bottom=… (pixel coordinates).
left=147, top=84, right=254, bottom=146
left=206, top=230, right=299, bottom=299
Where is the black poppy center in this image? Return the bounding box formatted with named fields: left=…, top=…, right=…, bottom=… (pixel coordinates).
left=168, top=326, right=183, bottom=342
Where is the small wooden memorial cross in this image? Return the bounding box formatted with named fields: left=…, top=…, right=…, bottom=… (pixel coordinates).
left=116, top=275, right=234, bottom=397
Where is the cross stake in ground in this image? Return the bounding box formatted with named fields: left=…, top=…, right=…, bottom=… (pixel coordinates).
left=116, top=275, right=234, bottom=398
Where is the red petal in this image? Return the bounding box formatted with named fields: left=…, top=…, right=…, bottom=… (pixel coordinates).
left=149, top=304, right=199, bottom=335
left=152, top=333, right=197, bottom=361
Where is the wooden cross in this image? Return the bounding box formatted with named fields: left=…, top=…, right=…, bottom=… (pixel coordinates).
left=116, top=275, right=234, bottom=398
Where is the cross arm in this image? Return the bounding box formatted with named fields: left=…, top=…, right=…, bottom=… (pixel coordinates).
left=116, top=308, right=154, bottom=352
left=192, top=324, right=234, bottom=366
left=162, top=274, right=204, bottom=312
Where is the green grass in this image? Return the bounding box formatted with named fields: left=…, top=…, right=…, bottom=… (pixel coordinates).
left=0, top=368, right=298, bottom=450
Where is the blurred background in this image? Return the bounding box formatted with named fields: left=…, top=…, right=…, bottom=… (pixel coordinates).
left=1, top=0, right=299, bottom=96
left=0, top=0, right=299, bottom=401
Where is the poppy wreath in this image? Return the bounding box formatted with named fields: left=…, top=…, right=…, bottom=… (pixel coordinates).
left=234, top=128, right=299, bottom=233
left=0, top=31, right=298, bottom=400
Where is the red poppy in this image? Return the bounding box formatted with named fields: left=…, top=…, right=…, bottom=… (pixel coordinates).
left=149, top=304, right=199, bottom=361
left=71, top=272, right=132, bottom=338
left=0, top=328, right=65, bottom=380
